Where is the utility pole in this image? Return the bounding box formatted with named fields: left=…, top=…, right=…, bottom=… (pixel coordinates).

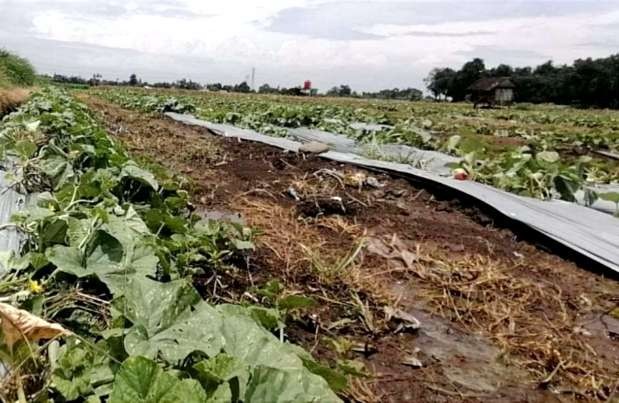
left=251, top=67, right=256, bottom=91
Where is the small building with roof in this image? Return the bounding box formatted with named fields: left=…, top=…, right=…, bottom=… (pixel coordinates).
left=467, top=77, right=515, bottom=108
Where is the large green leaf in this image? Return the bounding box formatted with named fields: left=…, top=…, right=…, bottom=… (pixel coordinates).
left=109, top=356, right=208, bottom=403
left=47, top=230, right=158, bottom=295
left=115, top=280, right=340, bottom=402
left=104, top=207, right=152, bottom=246
left=39, top=154, right=75, bottom=189
left=120, top=163, right=159, bottom=191
left=118, top=277, right=224, bottom=362
left=245, top=367, right=340, bottom=403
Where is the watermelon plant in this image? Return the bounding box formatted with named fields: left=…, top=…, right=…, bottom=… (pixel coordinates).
left=0, top=88, right=342, bottom=402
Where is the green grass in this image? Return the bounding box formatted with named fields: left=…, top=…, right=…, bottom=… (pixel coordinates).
left=0, top=49, right=35, bottom=88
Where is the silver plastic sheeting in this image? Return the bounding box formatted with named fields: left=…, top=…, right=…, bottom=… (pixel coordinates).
left=0, top=169, right=26, bottom=270
left=289, top=127, right=619, bottom=210
left=166, top=112, right=619, bottom=273
left=288, top=127, right=459, bottom=175
left=575, top=184, right=619, bottom=215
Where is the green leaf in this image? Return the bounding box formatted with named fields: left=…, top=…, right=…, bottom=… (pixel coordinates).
left=67, top=217, right=91, bottom=246
left=39, top=155, right=75, bottom=189
left=104, top=206, right=151, bottom=246
left=117, top=278, right=224, bottom=362
left=14, top=139, right=38, bottom=159
left=536, top=150, right=560, bottom=163
left=193, top=354, right=249, bottom=399
left=116, top=280, right=340, bottom=401
left=51, top=340, right=114, bottom=401
left=444, top=135, right=461, bottom=153
left=109, top=356, right=208, bottom=403
left=47, top=231, right=158, bottom=296
left=278, top=295, right=315, bottom=311
left=245, top=367, right=341, bottom=403
left=121, top=163, right=159, bottom=191
left=599, top=192, right=619, bottom=204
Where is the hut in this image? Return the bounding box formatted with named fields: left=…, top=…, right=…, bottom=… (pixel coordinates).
left=467, top=77, right=515, bottom=108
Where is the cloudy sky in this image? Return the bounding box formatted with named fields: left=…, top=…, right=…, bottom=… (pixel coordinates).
left=1, top=0, right=618, bottom=91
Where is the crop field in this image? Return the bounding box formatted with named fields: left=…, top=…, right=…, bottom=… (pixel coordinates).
left=0, top=83, right=618, bottom=403
left=94, top=88, right=619, bottom=206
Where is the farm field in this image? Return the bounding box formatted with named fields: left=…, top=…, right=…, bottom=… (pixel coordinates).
left=94, top=87, right=619, bottom=206
left=0, top=83, right=618, bottom=403
left=82, top=89, right=619, bottom=400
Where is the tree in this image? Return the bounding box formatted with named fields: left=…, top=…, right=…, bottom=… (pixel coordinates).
left=362, top=87, right=423, bottom=101
left=233, top=81, right=251, bottom=93
left=338, top=85, right=352, bottom=97
left=451, top=58, right=485, bottom=101
left=326, top=85, right=352, bottom=97
left=129, top=74, right=138, bottom=86
left=490, top=64, right=513, bottom=77
left=206, top=83, right=223, bottom=91
left=258, top=83, right=278, bottom=94
left=425, top=67, right=456, bottom=99
left=176, top=78, right=201, bottom=90
left=426, top=53, right=619, bottom=108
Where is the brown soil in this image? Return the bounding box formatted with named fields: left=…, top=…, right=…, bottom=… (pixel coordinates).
left=80, top=94, right=619, bottom=403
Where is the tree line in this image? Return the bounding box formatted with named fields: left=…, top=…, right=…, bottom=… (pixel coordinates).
left=324, top=85, right=424, bottom=101
left=46, top=73, right=425, bottom=101
left=425, top=53, right=619, bottom=108
left=46, top=52, right=619, bottom=108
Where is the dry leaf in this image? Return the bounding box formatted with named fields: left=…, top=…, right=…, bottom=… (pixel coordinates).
left=0, top=302, right=70, bottom=349
left=367, top=234, right=418, bottom=269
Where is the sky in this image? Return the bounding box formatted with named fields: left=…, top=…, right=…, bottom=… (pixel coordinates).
left=1, top=0, right=618, bottom=92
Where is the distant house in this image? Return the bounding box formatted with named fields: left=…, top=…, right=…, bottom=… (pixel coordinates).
left=467, top=77, right=515, bottom=108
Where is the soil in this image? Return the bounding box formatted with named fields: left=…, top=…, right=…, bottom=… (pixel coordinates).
left=80, top=94, right=619, bottom=403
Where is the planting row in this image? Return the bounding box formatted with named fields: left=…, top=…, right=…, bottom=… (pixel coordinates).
left=93, top=89, right=618, bottom=208
left=0, top=88, right=343, bottom=402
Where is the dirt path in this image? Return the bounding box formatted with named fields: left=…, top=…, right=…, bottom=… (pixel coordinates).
left=81, top=94, right=619, bottom=402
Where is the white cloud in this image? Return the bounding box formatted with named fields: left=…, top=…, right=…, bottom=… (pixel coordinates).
left=1, top=0, right=618, bottom=91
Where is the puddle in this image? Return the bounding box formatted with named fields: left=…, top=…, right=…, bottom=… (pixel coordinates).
left=390, top=284, right=531, bottom=394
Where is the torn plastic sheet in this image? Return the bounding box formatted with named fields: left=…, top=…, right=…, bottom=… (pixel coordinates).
left=165, top=112, right=619, bottom=274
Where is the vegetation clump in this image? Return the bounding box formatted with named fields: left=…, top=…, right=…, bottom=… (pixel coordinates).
left=0, top=49, right=36, bottom=87
left=0, top=88, right=342, bottom=402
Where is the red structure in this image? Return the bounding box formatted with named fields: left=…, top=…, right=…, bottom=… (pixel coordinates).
left=303, top=80, right=312, bottom=90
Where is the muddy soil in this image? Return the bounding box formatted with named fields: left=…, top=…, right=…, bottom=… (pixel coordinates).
left=81, top=94, right=619, bottom=403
